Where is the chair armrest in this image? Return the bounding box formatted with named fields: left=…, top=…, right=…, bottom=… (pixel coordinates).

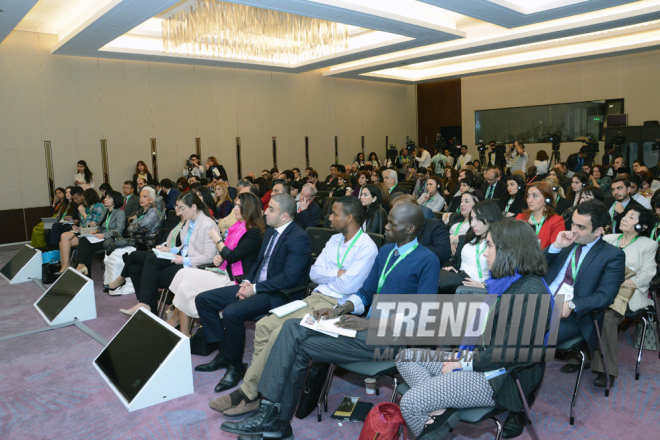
left=588, top=308, right=607, bottom=321
left=278, top=285, right=309, bottom=303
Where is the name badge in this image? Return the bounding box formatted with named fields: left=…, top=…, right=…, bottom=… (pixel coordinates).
left=556, top=283, right=574, bottom=302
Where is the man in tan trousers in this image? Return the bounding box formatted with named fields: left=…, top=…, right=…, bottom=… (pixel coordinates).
left=209, top=196, right=378, bottom=416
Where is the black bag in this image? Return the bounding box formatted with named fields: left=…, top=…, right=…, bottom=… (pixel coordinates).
left=190, top=326, right=216, bottom=356
left=295, top=362, right=331, bottom=420
left=438, top=269, right=468, bottom=294
left=42, top=259, right=61, bottom=284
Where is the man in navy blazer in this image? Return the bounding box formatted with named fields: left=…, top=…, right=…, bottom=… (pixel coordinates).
left=295, top=183, right=322, bottom=229
left=160, top=178, right=181, bottom=211
left=543, top=201, right=624, bottom=365
left=195, top=193, right=312, bottom=393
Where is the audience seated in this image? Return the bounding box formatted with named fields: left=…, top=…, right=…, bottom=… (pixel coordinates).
left=32, top=187, right=69, bottom=249
left=398, top=220, right=551, bottom=439
left=566, top=172, right=589, bottom=206
left=294, top=183, right=322, bottom=229
left=208, top=196, right=377, bottom=416
left=74, top=190, right=126, bottom=275
left=194, top=194, right=312, bottom=393
left=543, top=175, right=571, bottom=215
left=391, top=195, right=451, bottom=264
left=417, top=176, right=445, bottom=212
left=481, top=166, right=505, bottom=201
left=382, top=169, right=407, bottom=195
left=412, top=167, right=429, bottom=199
left=442, top=200, right=503, bottom=292
left=218, top=203, right=439, bottom=439
left=591, top=207, right=657, bottom=387
left=360, top=184, right=388, bottom=235
left=324, top=164, right=339, bottom=188
left=628, top=173, right=652, bottom=209
left=609, top=177, right=643, bottom=233
left=544, top=201, right=625, bottom=374
left=167, top=192, right=265, bottom=336
left=121, top=181, right=140, bottom=218
left=499, top=174, right=526, bottom=218
left=589, top=165, right=611, bottom=196
left=352, top=170, right=370, bottom=199
left=213, top=182, right=234, bottom=219
left=331, top=173, right=352, bottom=197
left=516, top=182, right=565, bottom=249
left=160, top=178, right=181, bottom=211
left=205, top=156, right=227, bottom=181
left=443, top=167, right=458, bottom=198
left=194, top=186, right=217, bottom=218
left=132, top=161, right=152, bottom=189
left=446, top=192, right=482, bottom=255
left=57, top=188, right=103, bottom=274
left=119, top=192, right=217, bottom=316
left=447, top=177, right=477, bottom=213
left=74, top=160, right=95, bottom=188
left=254, top=177, right=272, bottom=211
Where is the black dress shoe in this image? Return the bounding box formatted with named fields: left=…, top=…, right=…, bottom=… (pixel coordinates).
left=560, top=361, right=590, bottom=374
left=103, top=281, right=126, bottom=292
left=221, top=399, right=284, bottom=435
left=417, top=409, right=460, bottom=440
left=502, top=411, right=526, bottom=438
left=215, top=363, right=247, bottom=392
left=195, top=354, right=230, bottom=372
left=594, top=373, right=615, bottom=388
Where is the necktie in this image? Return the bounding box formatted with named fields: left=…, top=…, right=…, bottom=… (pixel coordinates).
left=486, top=185, right=494, bottom=199
left=254, top=230, right=279, bottom=281
left=122, top=196, right=127, bottom=210
left=562, top=244, right=584, bottom=287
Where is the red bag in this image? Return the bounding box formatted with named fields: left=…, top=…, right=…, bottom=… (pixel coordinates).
left=359, top=402, right=405, bottom=440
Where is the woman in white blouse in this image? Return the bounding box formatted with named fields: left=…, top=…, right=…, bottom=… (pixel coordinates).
left=443, top=200, right=504, bottom=287
left=417, top=176, right=446, bottom=212
left=74, top=160, right=95, bottom=188
left=534, top=150, right=550, bottom=176
left=446, top=192, right=482, bottom=255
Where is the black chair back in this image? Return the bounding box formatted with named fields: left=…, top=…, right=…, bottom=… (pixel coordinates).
left=433, top=211, right=443, bottom=220
left=306, top=227, right=335, bottom=260
left=366, top=232, right=385, bottom=249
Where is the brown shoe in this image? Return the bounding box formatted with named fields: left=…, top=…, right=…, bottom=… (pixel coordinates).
left=223, top=398, right=261, bottom=417
left=209, top=393, right=234, bottom=413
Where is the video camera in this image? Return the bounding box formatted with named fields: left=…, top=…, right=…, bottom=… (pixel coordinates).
left=446, top=137, right=462, bottom=159
left=612, top=131, right=625, bottom=146
left=580, top=135, right=600, bottom=158
left=186, top=155, right=197, bottom=171
left=547, top=132, right=562, bottom=151
left=387, top=144, right=399, bottom=160
left=477, top=140, right=488, bottom=153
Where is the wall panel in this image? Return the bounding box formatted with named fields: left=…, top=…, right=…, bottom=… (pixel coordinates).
left=193, top=65, right=221, bottom=174
left=123, top=60, right=153, bottom=178
left=271, top=72, right=293, bottom=170
left=214, top=68, right=239, bottom=182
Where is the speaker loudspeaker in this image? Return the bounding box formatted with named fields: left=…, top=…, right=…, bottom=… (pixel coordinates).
left=93, top=309, right=194, bottom=412
left=0, top=245, right=42, bottom=284
left=33, top=268, right=97, bottom=325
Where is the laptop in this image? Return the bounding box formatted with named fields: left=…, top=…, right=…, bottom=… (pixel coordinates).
left=42, top=217, right=57, bottom=230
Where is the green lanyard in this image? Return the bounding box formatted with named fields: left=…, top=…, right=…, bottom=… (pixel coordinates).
left=570, top=244, right=583, bottom=281
left=609, top=203, right=616, bottom=220
left=616, top=234, right=639, bottom=248
left=170, top=222, right=183, bottom=248
left=504, top=198, right=514, bottom=213
left=423, top=194, right=435, bottom=206
left=530, top=213, right=546, bottom=235
left=337, top=229, right=363, bottom=269
left=475, top=240, right=487, bottom=280
left=453, top=220, right=466, bottom=236
left=652, top=224, right=660, bottom=242
left=556, top=195, right=560, bottom=203
left=105, top=211, right=112, bottom=230
left=377, top=243, right=418, bottom=293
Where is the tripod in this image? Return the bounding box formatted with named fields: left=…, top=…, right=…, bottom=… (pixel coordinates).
left=549, top=148, right=561, bottom=168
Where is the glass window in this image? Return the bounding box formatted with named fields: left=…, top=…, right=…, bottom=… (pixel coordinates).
left=475, top=101, right=610, bottom=144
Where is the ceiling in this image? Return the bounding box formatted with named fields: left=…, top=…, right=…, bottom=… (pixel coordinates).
left=6, top=0, right=660, bottom=83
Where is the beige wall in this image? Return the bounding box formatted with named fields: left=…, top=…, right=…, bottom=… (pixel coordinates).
left=462, top=49, right=660, bottom=165
left=0, top=31, right=417, bottom=210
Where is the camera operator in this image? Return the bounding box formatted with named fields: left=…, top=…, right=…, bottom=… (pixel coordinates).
left=431, top=148, right=447, bottom=177
left=508, top=141, right=529, bottom=174
left=414, top=145, right=431, bottom=169
left=455, top=145, right=473, bottom=169
left=486, top=141, right=498, bottom=167
left=183, top=154, right=205, bottom=180
left=566, top=147, right=589, bottom=176
left=602, top=144, right=615, bottom=167
left=396, top=148, right=412, bottom=182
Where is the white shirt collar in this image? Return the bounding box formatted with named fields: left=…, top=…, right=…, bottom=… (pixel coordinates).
left=275, top=220, right=293, bottom=235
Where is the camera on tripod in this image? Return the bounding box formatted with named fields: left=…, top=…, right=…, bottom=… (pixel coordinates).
left=612, top=131, right=625, bottom=146
left=477, top=140, right=488, bottom=153
left=547, top=132, right=562, bottom=151
left=387, top=143, right=399, bottom=160
left=446, top=137, right=462, bottom=159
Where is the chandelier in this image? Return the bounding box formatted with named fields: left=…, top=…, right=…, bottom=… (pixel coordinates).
left=161, top=0, right=350, bottom=65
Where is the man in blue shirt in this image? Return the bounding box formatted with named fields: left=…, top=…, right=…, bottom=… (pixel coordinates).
left=220, top=203, right=440, bottom=439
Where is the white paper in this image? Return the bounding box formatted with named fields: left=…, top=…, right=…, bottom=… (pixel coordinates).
left=299, top=313, right=356, bottom=338
left=300, top=314, right=338, bottom=338
left=153, top=249, right=177, bottom=260
left=80, top=235, right=104, bottom=244
left=270, top=300, right=307, bottom=318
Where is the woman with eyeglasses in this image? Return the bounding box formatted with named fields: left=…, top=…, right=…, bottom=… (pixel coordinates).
left=591, top=207, right=657, bottom=388
left=166, top=193, right=265, bottom=336
left=516, top=181, right=565, bottom=249
left=498, top=174, right=526, bottom=218
left=118, top=192, right=218, bottom=317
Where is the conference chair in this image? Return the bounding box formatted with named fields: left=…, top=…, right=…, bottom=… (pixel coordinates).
left=433, top=211, right=443, bottom=220
left=366, top=232, right=385, bottom=250
left=625, top=278, right=660, bottom=378
left=321, top=198, right=337, bottom=228
left=555, top=310, right=610, bottom=425
left=396, top=366, right=541, bottom=440
left=306, top=227, right=335, bottom=261
left=315, top=191, right=330, bottom=207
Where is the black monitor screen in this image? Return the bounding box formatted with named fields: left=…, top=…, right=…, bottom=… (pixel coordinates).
left=94, top=309, right=181, bottom=403
left=1, top=245, right=37, bottom=280
left=36, top=270, right=88, bottom=321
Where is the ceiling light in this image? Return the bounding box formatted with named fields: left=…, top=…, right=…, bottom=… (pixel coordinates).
left=161, top=0, right=350, bottom=65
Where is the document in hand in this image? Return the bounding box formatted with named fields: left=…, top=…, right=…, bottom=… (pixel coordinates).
left=299, top=313, right=357, bottom=338
left=153, top=249, right=177, bottom=260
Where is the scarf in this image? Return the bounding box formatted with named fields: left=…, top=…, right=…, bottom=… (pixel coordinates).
left=220, top=221, right=248, bottom=278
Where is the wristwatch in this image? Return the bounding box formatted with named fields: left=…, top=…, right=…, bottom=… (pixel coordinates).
left=568, top=301, right=576, bottom=311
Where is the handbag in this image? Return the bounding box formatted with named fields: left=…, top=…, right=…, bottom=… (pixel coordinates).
left=634, top=320, right=658, bottom=351
left=42, top=259, right=61, bottom=284
left=105, top=237, right=135, bottom=255
left=438, top=269, right=468, bottom=294
left=295, top=362, right=331, bottom=420
left=358, top=402, right=404, bottom=440
left=190, top=326, right=216, bottom=356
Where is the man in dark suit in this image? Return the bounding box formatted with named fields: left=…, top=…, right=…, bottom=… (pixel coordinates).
left=609, top=177, right=643, bottom=233
left=601, top=144, right=615, bottom=167
left=159, top=178, right=181, bottom=211
left=383, top=169, right=409, bottom=195
left=324, top=164, right=339, bottom=187
left=194, top=194, right=312, bottom=392
left=503, top=200, right=624, bottom=437
left=121, top=180, right=140, bottom=217
left=295, top=183, right=322, bottom=229
left=566, top=148, right=589, bottom=175
left=481, top=166, right=506, bottom=201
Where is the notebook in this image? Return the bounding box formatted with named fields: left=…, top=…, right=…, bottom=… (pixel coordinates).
left=299, top=313, right=357, bottom=338
left=153, top=249, right=177, bottom=260
left=270, top=300, right=307, bottom=318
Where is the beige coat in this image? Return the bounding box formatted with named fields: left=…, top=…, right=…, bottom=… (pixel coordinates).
left=177, top=214, right=219, bottom=268
left=603, top=234, right=658, bottom=312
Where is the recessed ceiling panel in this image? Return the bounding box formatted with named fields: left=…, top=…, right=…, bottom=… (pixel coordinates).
left=0, top=0, right=40, bottom=44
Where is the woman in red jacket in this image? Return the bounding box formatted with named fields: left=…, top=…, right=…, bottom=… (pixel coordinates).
left=516, top=181, right=565, bottom=249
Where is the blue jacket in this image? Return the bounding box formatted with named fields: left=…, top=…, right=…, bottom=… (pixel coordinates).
left=165, top=188, right=181, bottom=210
